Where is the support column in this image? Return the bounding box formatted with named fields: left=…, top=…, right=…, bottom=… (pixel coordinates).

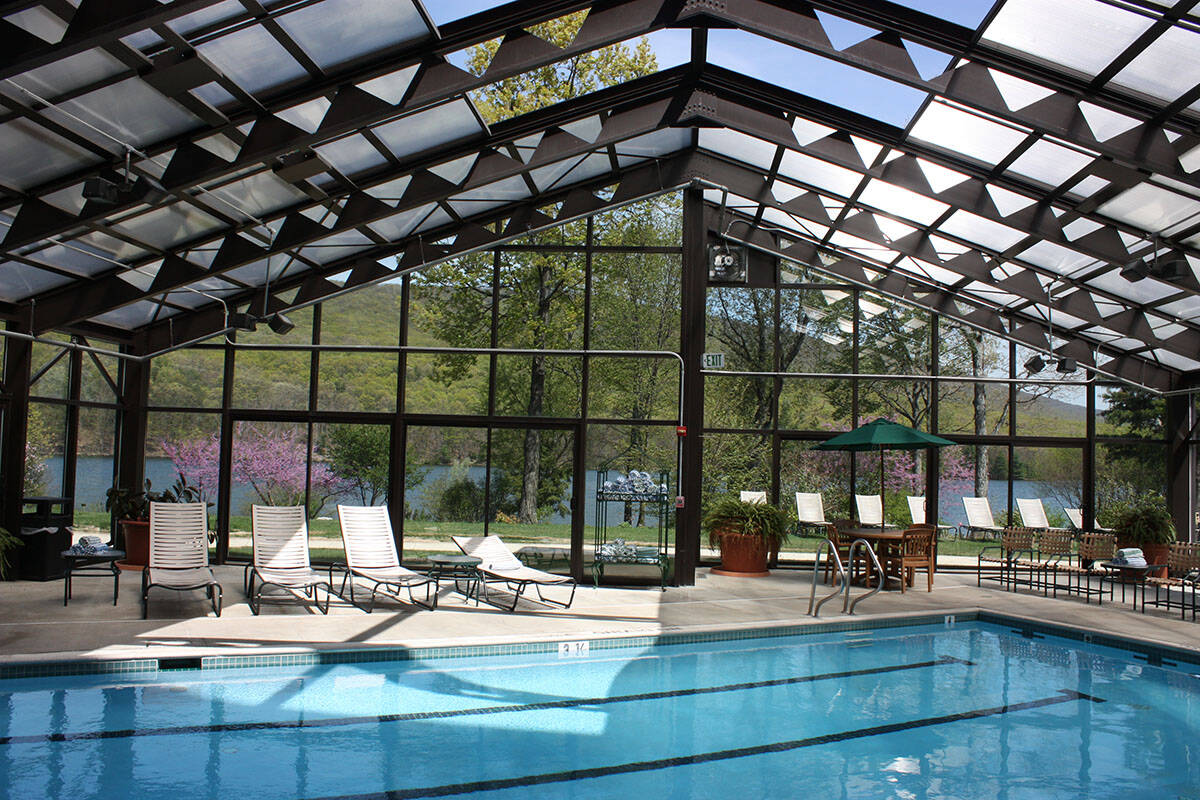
left=1, top=315, right=33, bottom=537
left=114, top=346, right=149, bottom=545
left=1083, top=374, right=1096, bottom=531
left=1166, top=389, right=1192, bottom=542
left=676, top=187, right=706, bottom=585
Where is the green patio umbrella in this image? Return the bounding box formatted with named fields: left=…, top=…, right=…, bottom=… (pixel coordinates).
left=814, top=418, right=956, bottom=529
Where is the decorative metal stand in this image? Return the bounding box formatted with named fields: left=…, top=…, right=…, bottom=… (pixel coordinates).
left=592, top=470, right=671, bottom=590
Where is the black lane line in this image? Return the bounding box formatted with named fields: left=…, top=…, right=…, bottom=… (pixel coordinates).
left=1, top=655, right=971, bottom=746
left=316, top=690, right=1106, bottom=800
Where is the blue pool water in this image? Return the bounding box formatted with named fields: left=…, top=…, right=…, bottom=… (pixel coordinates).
left=2, top=621, right=1199, bottom=799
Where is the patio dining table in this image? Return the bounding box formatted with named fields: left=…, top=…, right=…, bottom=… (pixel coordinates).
left=840, top=527, right=905, bottom=588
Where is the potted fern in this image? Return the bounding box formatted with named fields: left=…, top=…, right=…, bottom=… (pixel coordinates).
left=702, top=496, right=790, bottom=577
left=0, top=526, right=22, bottom=580
left=1109, top=495, right=1176, bottom=578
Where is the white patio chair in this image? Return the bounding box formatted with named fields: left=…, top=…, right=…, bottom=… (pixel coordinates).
left=1065, top=508, right=1113, bottom=533
left=961, top=497, right=1004, bottom=540
left=452, top=535, right=576, bottom=612
left=248, top=505, right=332, bottom=615
left=740, top=491, right=767, bottom=505
left=855, top=494, right=883, bottom=526
left=1016, top=498, right=1050, bottom=529
left=795, top=492, right=829, bottom=525
left=141, top=502, right=221, bottom=619
left=337, top=505, right=436, bottom=612
left=907, top=495, right=955, bottom=537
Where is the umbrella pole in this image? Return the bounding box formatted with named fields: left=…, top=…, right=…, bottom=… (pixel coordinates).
left=879, top=448, right=886, bottom=532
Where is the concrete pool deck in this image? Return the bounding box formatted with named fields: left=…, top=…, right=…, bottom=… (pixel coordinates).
left=2, top=566, right=1199, bottom=665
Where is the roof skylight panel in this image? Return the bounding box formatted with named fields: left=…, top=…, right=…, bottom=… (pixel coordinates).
left=697, top=129, right=778, bottom=171
left=963, top=280, right=1022, bottom=307
left=372, top=99, right=484, bottom=162
left=313, top=133, right=389, bottom=177
left=0, top=263, right=73, bottom=301
left=90, top=299, right=166, bottom=329
left=1098, top=182, right=1200, bottom=233
left=857, top=179, right=949, bottom=226
left=939, top=210, right=1028, bottom=252
left=981, top=0, right=1155, bottom=78
left=1017, top=240, right=1097, bottom=276
left=1087, top=269, right=1179, bottom=304
left=276, top=0, right=430, bottom=71
left=7, top=49, right=128, bottom=99
left=1156, top=294, right=1200, bottom=319
left=1006, top=138, right=1096, bottom=187
left=45, top=77, right=204, bottom=154
left=0, top=119, right=102, bottom=190
left=777, top=151, right=862, bottom=197
left=112, top=204, right=226, bottom=250
left=613, top=129, right=692, bottom=159
left=196, top=23, right=310, bottom=95
left=909, top=100, right=1029, bottom=166
left=298, top=230, right=374, bottom=265
left=1111, top=23, right=1200, bottom=105
left=369, top=203, right=437, bottom=241
left=1152, top=349, right=1200, bottom=371
left=166, top=1, right=246, bottom=38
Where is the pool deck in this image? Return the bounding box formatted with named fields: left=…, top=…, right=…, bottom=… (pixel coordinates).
left=2, top=566, right=1199, bottom=665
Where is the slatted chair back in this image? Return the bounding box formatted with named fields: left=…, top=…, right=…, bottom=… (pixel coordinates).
left=795, top=492, right=827, bottom=524
left=855, top=494, right=883, bottom=526
left=906, top=496, right=927, bottom=524
left=1167, top=542, right=1200, bottom=576
left=252, top=505, right=310, bottom=570
left=149, top=502, right=209, bottom=569
left=1078, top=533, right=1116, bottom=563
left=455, top=535, right=524, bottom=572
left=963, top=497, right=996, bottom=528
left=1016, top=498, right=1050, bottom=529
left=902, top=528, right=935, bottom=558
left=1064, top=508, right=1085, bottom=531
left=337, top=505, right=400, bottom=570
left=1037, top=529, right=1073, bottom=559
left=740, top=491, right=767, bottom=505
left=1000, top=527, right=1036, bottom=554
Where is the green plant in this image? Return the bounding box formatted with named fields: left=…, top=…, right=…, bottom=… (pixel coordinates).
left=1109, top=495, right=1176, bottom=545
left=106, top=474, right=213, bottom=541
left=701, top=496, right=791, bottom=550
left=0, top=526, right=22, bottom=580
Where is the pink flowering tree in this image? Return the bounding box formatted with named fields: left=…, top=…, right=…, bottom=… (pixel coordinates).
left=164, top=424, right=348, bottom=517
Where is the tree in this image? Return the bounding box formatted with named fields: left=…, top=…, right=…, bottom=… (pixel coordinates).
left=416, top=18, right=658, bottom=524
left=324, top=425, right=393, bottom=507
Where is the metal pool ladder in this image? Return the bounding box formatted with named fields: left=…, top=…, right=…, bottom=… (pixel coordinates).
left=807, top=538, right=885, bottom=617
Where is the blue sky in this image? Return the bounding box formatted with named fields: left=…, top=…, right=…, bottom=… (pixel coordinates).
left=425, top=0, right=998, bottom=127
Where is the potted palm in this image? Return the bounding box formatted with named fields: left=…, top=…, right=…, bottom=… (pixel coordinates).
left=106, top=475, right=208, bottom=570
left=1108, top=495, right=1175, bottom=578
left=702, top=496, right=790, bottom=577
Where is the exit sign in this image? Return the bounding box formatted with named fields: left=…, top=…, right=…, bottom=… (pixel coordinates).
left=703, top=352, right=725, bottom=369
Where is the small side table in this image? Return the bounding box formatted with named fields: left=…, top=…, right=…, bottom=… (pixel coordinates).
left=61, top=550, right=125, bottom=606
left=428, top=554, right=482, bottom=604
left=1098, top=561, right=1166, bottom=610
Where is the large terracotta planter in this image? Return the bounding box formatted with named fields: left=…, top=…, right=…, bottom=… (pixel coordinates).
left=1117, top=538, right=1169, bottom=579
left=711, top=530, right=771, bottom=577
left=116, top=520, right=149, bottom=571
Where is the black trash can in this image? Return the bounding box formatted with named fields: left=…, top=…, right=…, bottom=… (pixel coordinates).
left=18, top=497, right=73, bottom=581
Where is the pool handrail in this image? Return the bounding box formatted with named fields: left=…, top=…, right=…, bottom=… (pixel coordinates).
left=844, top=539, right=885, bottom=615
left=808, top=538, right=846, bottom=618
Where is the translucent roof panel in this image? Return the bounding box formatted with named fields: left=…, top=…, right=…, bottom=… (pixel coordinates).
left=0, top=262, right=73, bottom=301
left=1098, top=183, right=1200, bottom=234
left=112, top=204, right=226, bottom=251
left=982, top=0, right=1156, bottom=77
left=1087, top=270, right=1179, bottom=305
left=1018, top=240, right=1097, bottom=276
left=276, top=0, right=429, bottom=71
left=1111, top=24, right=1200, bottom=104
left=857, top=179, right=949, bottom=226
left=612, top=129, right=692, bottom=159
left=54, top=78, right=203, bottom=150
left=313, top=133, right=389, bottom=176
left=708, top=29, right=926, bottom=127
left=165, top=1, right=245, bottom=37
left=939, top=210, right=1029, bottom=252
left=1006, top=138, right=1096, bottom=187
left=7, top=49, right=127, bottom=98
left=909, top=101, right=1028, bottom=165
left=372, top=99, right=483, bottom=162
left=777, top=151, right=862, bottom=197
left=196, top=24, right=309, bottom=96
left=202, top=172, right=310, bottom=219
left=697, top=129, right=777, bottom=171
left=90, top=300, right=169, bottom=330
left=0, top=118, right=102, bottom=190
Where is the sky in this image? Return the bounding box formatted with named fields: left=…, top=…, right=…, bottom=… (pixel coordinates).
left=423, top=0, right=999, bottom=127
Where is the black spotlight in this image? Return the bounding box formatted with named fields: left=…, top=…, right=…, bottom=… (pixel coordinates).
left=1056, top=358, right=1077, bottom=374
left=266, top=312, right=294, bottom=335
left=229, top=312, right=258, bottom=332
left=82, top=177, right=120, bottom=205
left=1024, top=355, right=1046, bottom=374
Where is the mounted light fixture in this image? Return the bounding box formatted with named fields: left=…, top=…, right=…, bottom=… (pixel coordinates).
left=1056, top=358, right=1077, bottom=374
left=1121, top=237, right=1191, bottom=283
left=1024, top=355, right=1046, bottom=374
left=266, top=312, right=294, bottom=335
left=228, top=312, right=258, bottom=332
left=82, top=177, right=120, bottom=204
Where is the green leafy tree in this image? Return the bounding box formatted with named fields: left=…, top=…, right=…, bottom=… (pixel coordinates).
left=323, top=424, right=426, bottom=507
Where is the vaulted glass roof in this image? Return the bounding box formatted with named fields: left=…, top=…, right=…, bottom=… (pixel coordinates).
left=0, top=0, right=1197, bottom=392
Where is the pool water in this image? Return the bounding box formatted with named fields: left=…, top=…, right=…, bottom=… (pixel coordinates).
left=2, top=621, right=1199, bottom=799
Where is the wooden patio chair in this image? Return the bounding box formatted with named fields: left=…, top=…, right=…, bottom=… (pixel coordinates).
left=977, top=526, right=1035, bottom=591
left=888, top=525, right=936, bottom=593
left=1053, top=532, right=1116, bottom=604
left=1143, top=542, right=1200, bottom=620
left=1031, top=528, right=1074, bottom=596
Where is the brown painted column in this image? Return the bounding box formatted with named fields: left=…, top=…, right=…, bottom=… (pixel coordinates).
left=676, top=186, right=706, bottom=585
left=114, top=344, right=149, bottom=545
left=2, top=316, right=33, bottom=537
left=1165, top=389, right=1193, bottom=542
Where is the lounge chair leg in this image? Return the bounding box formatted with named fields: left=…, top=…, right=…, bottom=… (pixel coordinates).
left=213, top=585, right=222, bottom=617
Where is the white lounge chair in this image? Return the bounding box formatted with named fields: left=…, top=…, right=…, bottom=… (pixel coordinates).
left=1065, top=508, right=1113, bottom=533
left=795, top=492, right=829, bottom=525
left=740, top=491, right=767, bottom=505
left=452, top=535, right=576, bottom=612
left=337, top=505, right=436, bottom=612
left=855, top=494, right=884, bottom=527
left=141, top=502, right=221, bottom=618
left=961, top=497, right=1004, bottom=540
left=907, top=495, right=955, bottom=537
left=248, top=505, right=332, bottom=615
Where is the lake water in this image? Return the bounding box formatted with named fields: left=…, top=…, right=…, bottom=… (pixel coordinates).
left=41, top=456, right=1067, bottom=528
